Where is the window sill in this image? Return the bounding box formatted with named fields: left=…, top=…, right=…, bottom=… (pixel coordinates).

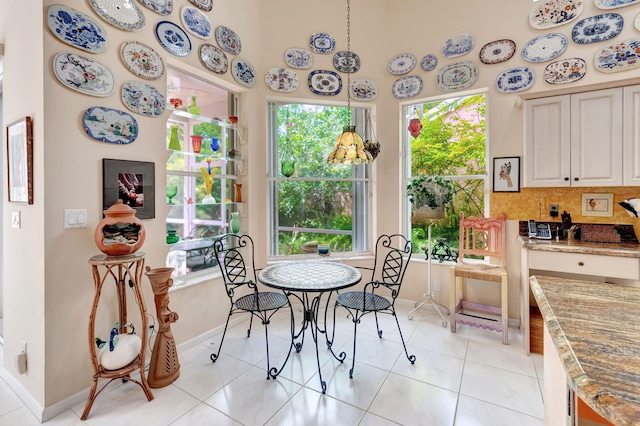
left=266, top=252, right=374, bottom=264
left=169, top=268, right=222, bottom=292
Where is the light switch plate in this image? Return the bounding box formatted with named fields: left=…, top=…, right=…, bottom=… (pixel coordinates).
left=11, top=211, right=20, bottom=229
left=64, top=209, right=88, bottom=229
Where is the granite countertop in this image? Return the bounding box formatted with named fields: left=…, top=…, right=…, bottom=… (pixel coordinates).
left=530, top=275, right=640, bottom=426
left=518, top=236, right=640, bottom=258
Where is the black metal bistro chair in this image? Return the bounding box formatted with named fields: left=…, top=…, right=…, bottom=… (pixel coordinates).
left=210, top=234, right=292, bottom=378
left=335, top=234, right=416, bottom=378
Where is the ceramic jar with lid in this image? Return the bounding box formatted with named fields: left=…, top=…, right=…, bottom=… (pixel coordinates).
left=94, top=199, right=145, bottom=256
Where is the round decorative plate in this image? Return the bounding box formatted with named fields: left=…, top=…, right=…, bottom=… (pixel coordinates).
left=216, top=26, right=242, bottom=55
left=392, top=75, right=423, bottom=99
left=309, top=33, right=336, bottom=54
left=47, top=5, right=107, bottom=53
left=529, top=0, right=583, bottom=30
left=595, top=0, right=640, bottom=9
left=420, top=54, right=438, bottom=71
left=307, top=70, right=342, bottom=96
left=199, top=44, right=228, bottom=74
left=350, top=78, right=378, bottom=101
left=120, top=41, right=164, bottom=80
left=496, top=67, right=535, bottom=93
left=285, top=47, right=314, bottom=69
left=521, top=33, right=568, bottom=63
left=83, top=106, right=138, bottom=144
left=121, top=81, right=165, bottom=116
left=333, top=51, right=360, bottom=73
left=155, top=21, right=192, bottom=56
left=180, top=5, right=212, bottom=40
left=479, top=39, right=516, bottom=64
left=137, top=0, right=172, bottom=15
left=53, top=52, right=114, bottom=97
left=188, top=0, right=213, bottom=12
left=441, top=33, right=475, bottom=58
left=265, top=67, right=299, bottom=92
left=387, top=53, right=417, bottom=75
left=636, top=12, right=640, bottom=30
left=571, top=13, right=623, bottom=44
left=88, top=0, right=145, bottom=32
left=436, top=61, right=479, bottom=91
left=595, top=38, right=640, bottom=73
left=231, top=57, right=256, bottom=88
left=544, top=58, right=587, bottom=84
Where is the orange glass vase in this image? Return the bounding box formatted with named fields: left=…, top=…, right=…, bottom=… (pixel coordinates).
left=191, top=135, right=203, bottom=153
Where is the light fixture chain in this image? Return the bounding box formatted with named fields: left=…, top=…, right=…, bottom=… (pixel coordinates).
left=346, top=0, right=351, bottom=109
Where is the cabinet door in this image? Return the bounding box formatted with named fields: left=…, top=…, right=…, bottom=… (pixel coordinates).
left=623, top=85, right=640, bottom=186
left=570, top=88, right=623, bottom=187
left=524, top=95, right=571, bottom=187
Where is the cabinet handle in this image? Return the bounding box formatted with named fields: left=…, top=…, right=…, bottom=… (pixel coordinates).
left=564, top=177, right=569, bottom=181
left=574, top=177, right=579, bottom=181
left=578, top=261, right=584, bottom=266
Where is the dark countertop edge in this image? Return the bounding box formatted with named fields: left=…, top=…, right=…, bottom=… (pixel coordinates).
left=518, top=236, right=640, bottom=258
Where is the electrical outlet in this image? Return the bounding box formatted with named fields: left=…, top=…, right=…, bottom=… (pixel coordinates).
left=549, top=204, right=559, bottom=217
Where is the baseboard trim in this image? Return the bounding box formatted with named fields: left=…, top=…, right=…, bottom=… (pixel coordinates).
left=0, top=365, right=45, bottom=422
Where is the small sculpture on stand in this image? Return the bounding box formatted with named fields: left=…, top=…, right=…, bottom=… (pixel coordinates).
left=201, top=159, right=216, bottom=204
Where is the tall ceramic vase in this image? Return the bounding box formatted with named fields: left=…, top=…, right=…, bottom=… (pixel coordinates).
left=201, top=166, right=216, bottom=204
left=230, top=212, right=240, bottom=233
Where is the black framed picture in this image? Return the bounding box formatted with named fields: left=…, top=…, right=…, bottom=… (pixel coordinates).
left=493, top=156, right=520, bottom=192
left=103, top=158, right=155, bottom=219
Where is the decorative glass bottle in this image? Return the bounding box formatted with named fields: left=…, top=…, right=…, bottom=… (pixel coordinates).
left=168, top=125, right=181, bottom=150
left=187, top=94, right=200, bottom=115
left=230, top=212, right=240, bottom=233
left=166, top=230, right=179, bottom=244
left=234, top=183, right=243, bottom=203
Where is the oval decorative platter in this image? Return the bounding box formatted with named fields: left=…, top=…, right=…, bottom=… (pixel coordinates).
left=285, top=47, right=314, bottom=69
left=529, top=0, right=584, bottom=29
left=231, top=58, right=257, bottom=88
left=121, top=81, right=165, bottom=116
left=83, top=106, right=138, bottom=144
left=53, top=52, right=114, bottom=97
left=479, top=39, right=516, bottom=65
left=436, top=61, right=479, bottom=91
left=420, top=54, right=438, bottom=71
left=308, top=70, right=342, bottom=96
left=188, top=0, right=213, bottom=12
left=350, top=79, right=378, bottom=101
left=47, top=5, right=107, bottom=53
left=496, top=67, right=535, bottom=93
left=333, top=51, right=360, bottom=73
left=572, top=13, right=623, bottom=44
left=544, top=58, right=587, bottom=84
left=199, top=44, right=228, bottom=74
left=88, top=0, right=145, bottom=32
left=265, top=68, right=299, bottom=92
left=595, top=0, right=640, bottom=9
left=387, top=53, right=417, bottom=75
left=392, top=75, right=423, bottom=99
left=521, top=33, right=568, bottom=63
left=309, top=33, right=336, bottom=54
left=137, top=0, right=173, bottom=15
left=594, top=38, right=640, bottom=73
left=216, top=26, right=242, bottom=55
left=181, top=5, right=212, bottom=40
left=120, top=41, right=165, bottom=80
left=441, top=33, right=475, bottom=58
left=155, top=21, right=192, bottom=56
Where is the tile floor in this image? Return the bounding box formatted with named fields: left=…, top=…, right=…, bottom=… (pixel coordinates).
left=0, top=301, right=545, bottom=425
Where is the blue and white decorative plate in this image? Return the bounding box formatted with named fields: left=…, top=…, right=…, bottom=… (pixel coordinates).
left=530, top=0, right=583, bottom=29
left=496, top=67, right=535, bottom=93
left=635, top=12, right=640, bottom=30
left=265, top=68, right=299, bottom=92
left=308, top=70, right=342, bottom=96
left=136, top=0, right=172, bottom=15
left=479, top=39, right=516, bottom=64
left=231, top=58, right=256, bottom=88
left=216, top=26, right=242, bottom=55
left=420, top=54, right=438, bottom=71
left=387, top=53, right=417, bottom=75
left=436, top=61, right=479, bottom=91
left=155, top=21, right=192, bottom=56
left=350, top=78, right=378, bottom=101
left=595, top=0, right=640, bottom=9
left=83, top=106, right=138, bottom=144
left=392, top=75, right=423, bottom=99
left=333, top=51, right=360, bottom=73
left=121, top=81, right=165, bottom=116
left=180, top=5, right=212, bottom=40
left=595, top=38, right=640, bottom=73
left=309, top=33, right=336, bottom=54
left=188, top=0, right=212, bottom=12
left=47, top=5, right=107, bottom=53
left=521, top=33, right=568, bottom=63
left=285, top=47, right=314, bottom=69
left=441, top=33, right=475, bottom=58
left=572, top=13, right=623, bottom=44
left=544, top=58, right=587, bottom=84
left=199, top=44, right=228, bottom=74
left=53, top=52, right=115, bottom=97
left=120, top=41, right=165, bottom=80
left=88, top=0, right=145, bottom=32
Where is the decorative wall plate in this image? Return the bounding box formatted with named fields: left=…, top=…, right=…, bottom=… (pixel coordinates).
left=155, top=21, right=192, bottom=56
left=231, top=58, right=256, bottom=88
left=309, top=33, right=336, bottom=54
left=594, top=38, right=640, bottom=73
left=436, top=61, right=479, bottom=91
left=216, top=26, right=242, bottom=55
left=180, top=5, right=212, bottom=40
left=529, top=0, right=583, bottom=29
left=544, top=58, right=587, bottom=84
left=265, top=68, right=299, bottom=92
left=121, top=81, right=165, bottom=116
left=635, top=12, right=640, bottom=30
left=572, top=13, right=623, bottom=44
left=307, top=70, right=342, bottom=96
left=136, top=0, right=172, bottom=15
left=188, top=0, right=212, bottom=12
left=496, top=67, right=535, bottom=93
left=521, top=33, right=568, bottom=63
left=199, top=44, right=228, bottom=74
left=479, top=39, right=516, bottom=64
left=387, top=53, right=417, bottom=75
left=53, top=52, right=114, bottom=97
left=350, top=78, right=378, bottom=101
left=333, top=51, right=360, bottom=73
left=285, top=48, right=314, bottom=69
left=391, top=75, right=423, bottom=99
left=595, top=0, right=640, bottom=9
left=420, top=54, right=438, bottom=71
left=83, top=106, right=138, bottom=144
left=88, top=0, right=145, bottom=32
left=120, top=41, right=164, bottom=80
left=47, top=5, right=107, bottom=53
left=441, top=33, right=475, bottom=58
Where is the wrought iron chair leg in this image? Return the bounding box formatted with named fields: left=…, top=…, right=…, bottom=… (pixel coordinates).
left=374, top=311, right=383, bottom=338
left=349, top=311, right=359, bottom=379
left=392, top=308, right=416, bottom=364
left=262, top=313, right=272, bottom=379
left=211, top=310, right=233, bottom=362
left=247, top=313, right=254, bottom=338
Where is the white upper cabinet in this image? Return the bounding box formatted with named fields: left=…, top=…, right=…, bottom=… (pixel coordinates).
left=623, top=85, right=640, bottom=186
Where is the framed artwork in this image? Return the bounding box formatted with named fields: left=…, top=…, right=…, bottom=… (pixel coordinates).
left=493, top=156, right=520, bottom=192
left=6, top=117, right=34, bottom=204
left=582, top=193, right=613, bottom=217
left=103, top=158, right=155, bottom=219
